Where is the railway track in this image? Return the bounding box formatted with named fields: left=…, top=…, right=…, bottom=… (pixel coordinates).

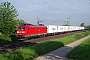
left=0, top=31, right=83, bottom=54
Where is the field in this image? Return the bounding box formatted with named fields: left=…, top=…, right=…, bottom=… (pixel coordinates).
left=67, top=36, right=90, bottom=60
left=0, top=31, right=90, bottom=60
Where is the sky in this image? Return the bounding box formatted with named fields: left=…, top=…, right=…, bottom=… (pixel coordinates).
left=0, top=0, right=90, bottom=26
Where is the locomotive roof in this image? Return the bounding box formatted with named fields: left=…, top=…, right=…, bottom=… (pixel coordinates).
left=21, top=23, right=45, bottom=26
left=18, top=23, right=46, bottom=28
left=22, top=24, right=36, bottom=26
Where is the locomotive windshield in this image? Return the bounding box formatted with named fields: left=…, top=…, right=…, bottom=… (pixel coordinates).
left=18, top=28, right=25, bottom=30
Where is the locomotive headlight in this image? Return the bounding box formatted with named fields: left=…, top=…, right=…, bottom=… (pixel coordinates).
left=17, top=31, right=19, bottom=33
left=22, top=31, right=25, bottom=33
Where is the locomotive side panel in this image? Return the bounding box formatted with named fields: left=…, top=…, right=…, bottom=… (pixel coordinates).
left=30, top=26, right=47, bottom=35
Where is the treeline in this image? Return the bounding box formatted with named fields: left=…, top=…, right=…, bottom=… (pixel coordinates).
left=85, top=25, right=90, bottom=31
left=0, top=1, right=26, bottom=35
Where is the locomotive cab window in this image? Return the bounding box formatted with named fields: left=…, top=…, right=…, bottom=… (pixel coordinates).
left=18, top=28, right=25, bottom=30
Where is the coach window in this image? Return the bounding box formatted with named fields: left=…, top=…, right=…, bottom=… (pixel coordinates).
left=60, top=28, right=63, bottom=30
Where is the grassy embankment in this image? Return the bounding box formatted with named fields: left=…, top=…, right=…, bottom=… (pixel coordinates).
left=0, top=31, right=90, bottom=60
left=67, top=36, right=90, bottom=60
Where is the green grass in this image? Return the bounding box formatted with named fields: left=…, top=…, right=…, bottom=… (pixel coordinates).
left=0, top=41, right=64, bottom=60
left=58, top=31, right=90, bottom=45
left=0, top=31, right=90, bottom=60
left=67, top=38, right=90, bottom=60
left=0, top=48, right=38, bottom=60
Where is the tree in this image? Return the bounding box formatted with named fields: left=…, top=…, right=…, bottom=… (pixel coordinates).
left=0, top=1, right=18, bottom=34
left=17, top=19, right=26, bottom=25
left=80, top=23, right=85, bottom=27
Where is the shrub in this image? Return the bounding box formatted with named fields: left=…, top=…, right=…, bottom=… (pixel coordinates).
left=0, top=35, right=12, bottom=43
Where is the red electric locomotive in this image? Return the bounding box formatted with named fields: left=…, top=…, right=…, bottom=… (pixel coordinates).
left=16, top=24, right=47, bottom=39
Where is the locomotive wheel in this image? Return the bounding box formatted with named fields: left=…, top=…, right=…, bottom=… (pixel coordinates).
left=25, top=38, right=28, bottom=40
left=44, top=34, right=48, bottom=37
left=39, top=35, right=44, bottom=38
left=31, top=36, right=35, bottom=39
left=51, top=33, right=55, bottom=36
left=43, top=34, right=46, bottom=37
